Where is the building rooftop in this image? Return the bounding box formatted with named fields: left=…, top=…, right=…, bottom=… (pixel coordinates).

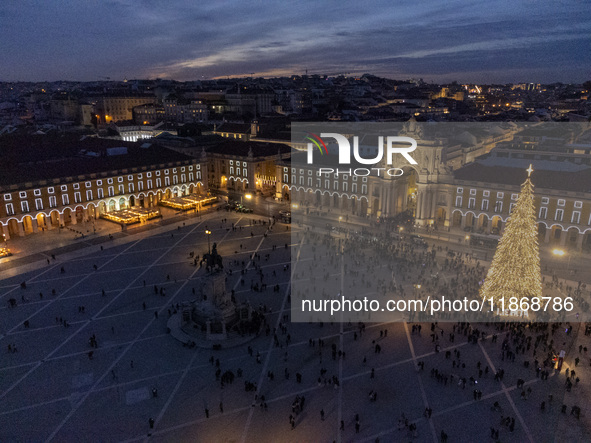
left=0, top=133, right=195, bottom=189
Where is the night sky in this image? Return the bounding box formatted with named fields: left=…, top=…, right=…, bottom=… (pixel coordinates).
left=1, top=0, right=589, bottom=83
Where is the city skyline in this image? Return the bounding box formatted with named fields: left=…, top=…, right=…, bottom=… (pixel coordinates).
left=1, top=0, right=589, bottom=84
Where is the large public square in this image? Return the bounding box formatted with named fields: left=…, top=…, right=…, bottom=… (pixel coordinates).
left=1, top=207, right=591, bottom=442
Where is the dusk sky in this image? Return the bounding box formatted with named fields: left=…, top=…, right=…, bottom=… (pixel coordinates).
left=1, top=0, right=589, bottom=83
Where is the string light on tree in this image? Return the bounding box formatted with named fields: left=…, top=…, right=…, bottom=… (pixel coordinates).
left=480, top=164, right=542, bottom=317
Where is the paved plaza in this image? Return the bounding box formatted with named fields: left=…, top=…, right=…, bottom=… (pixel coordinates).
left=1, top=209, right=591, bottom=442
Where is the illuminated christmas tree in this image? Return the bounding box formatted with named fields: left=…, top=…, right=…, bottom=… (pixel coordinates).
left=480, top=164, right=542, bottom=314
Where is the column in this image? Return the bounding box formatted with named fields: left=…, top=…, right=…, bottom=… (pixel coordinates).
left=71, top=213, right=77, bottom=225
left=544, top=228, right=551, bottom=244
left=576, top=233, right=584, bottom=251
left=59, top=212, right=65, bottom=227
left=460, top=214, right=466, bottom=229
left=17, top=222, right=25, bottom=236
left=430, top=191, right=437, bottom=223
left=559, top=229, right=567, bottom=246
left=2, top=224, right=10, bottom=241
left=31, top=219, right=38, bottom=233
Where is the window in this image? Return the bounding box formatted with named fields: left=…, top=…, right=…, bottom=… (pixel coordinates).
left=108, top=186, right=114, bottom=197
left=73, top=183, right=80, bottom=190
left=172, top=169, right=176, bottom=174
left=457, top=187, right=463, bottom=194
left=156, top=171, right=160, bottom=176
left=497, top=192, right=504, bottom=199
left=494, top=201, right=503, bottom=213
left=35, top=198, right=43, bottom=210
left=74, top=192, right=81, bottom=203
left=34, top=189, right=41, bottom=196
left=21, top=201, right=29, bottom=212
left=180, top=167, right=185, bottom=172
left=118, top=185, right=124, bottom=194
left=299, top=176, right=304, bottom=185
left=62, top=195, right=69, bottom=205
left=147, top=180, right=153, bottom=189
left=557, top=199, right=565, bottom=207
left=308, top=170, right=312, bottom=175
left=229, top=160, right=233, bottom=165
left=97, top=188, right=104, bottom=198
left=468, top=198, right=475, bottom=209
left=541, top=197, right=549, bottom=205
left=308, top=177, right=313, bottom=187
left=352, top=183, right=358, bottom=193
left=361, top=184, right=367, bottom=194
left=483, top=190, right=490, bottom=197
left=107, top=178, right=113, bottom=184
left=19, top=191, right=27, bottom=198
left=481, top=200, right=489, bottom=211
left=181, top=174, right=186, bottom=183
left=189, top=166, right=193, bottom=171
left=86, top=190, right=93, bottom=201
left=237, top=168, right=241, bottom=176
left=510, top=203, right=516, bottom=212
left=362, top=177, right=367, bottom=183
left=156, top=178, right=161, bottom=187
left=5, top=203, right=14, bottom=215
left=230, top=167, right=234, bottom=175
left=511, top=193, right=518, bottom=200
left=470, top=189, right=476, bottom=196
left=49, top=196, right=57, bottom=208
left=164, top=177, right=170, bottom=186
left=147, top=172, right=152, bottom=178
left=129, top=183, right=134, bottom=193
left=172, top=176, right=178, bottom=185
left=164, top=170, right=169, bottom=175
left=96, top=180, right=102, bottom=186
left=3, top=194, right=11, bottom=201
left=118, top=177, right=123, bottom=182
left=574, top=201, right=582, bottom=209
left=243, top=169, right=247, bottom=177
left=85, top=182, right=91, bottom=188
left=48, top=187, right=54, bottom=194
left=325, top=180, right=329, bottom=189
left=127, top=175, right=133, bottom=181
left=455, top=196, right=463, bottom=207
left=283, top=174, right=288, bottom=183
left=539, top=207, right=547, bottom=219
left=555, top=209, right=563, bottom=221
left=572, top=211, right=581, bottom=224
left=138, top=182, right=144, bottom=191
left=334, top=181, right=338, bottom=190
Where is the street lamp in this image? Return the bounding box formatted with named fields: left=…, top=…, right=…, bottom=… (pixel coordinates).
left=205, top=230, right=212, bottom=254
left=552, top=248, right=572, bottom=272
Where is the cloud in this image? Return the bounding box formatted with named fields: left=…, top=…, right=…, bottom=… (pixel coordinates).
left=0, top=0, right=589, bottom=83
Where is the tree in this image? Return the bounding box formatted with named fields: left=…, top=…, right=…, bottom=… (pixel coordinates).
left=479, top=165, right=542, bottom=315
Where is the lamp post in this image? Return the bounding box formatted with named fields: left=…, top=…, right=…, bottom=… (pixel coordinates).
left=552, top=248, right=572, bottom=273
left=205, top=230, right=211, bottom=254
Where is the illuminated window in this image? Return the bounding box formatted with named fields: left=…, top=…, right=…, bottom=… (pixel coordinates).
left=555, top=209, right=563, bottom=221
left=572, top=211, right=581, bottom=224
